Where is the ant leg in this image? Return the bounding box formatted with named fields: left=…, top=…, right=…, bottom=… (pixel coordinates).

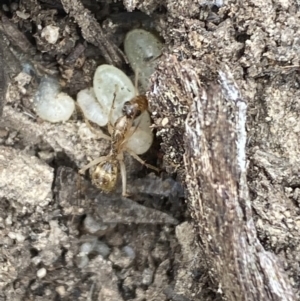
left=125, top=148, right=160, bottom=173
left=95, top=131, right=111, bottom=141
left=79, top=155, right=109, bottom=174
left=119, top=159, right=130, bottom=197
left=107, top=86, right=118, bottom=135
left=86, top=119, right=111, bottom=141
left=107, top=123, right=114, bottom=136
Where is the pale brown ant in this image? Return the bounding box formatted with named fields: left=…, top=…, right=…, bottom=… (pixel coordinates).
left=79, top=89, right=159, bottom=197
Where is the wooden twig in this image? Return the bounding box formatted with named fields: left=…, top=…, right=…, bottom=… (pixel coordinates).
left=0, top=33, right=7, bottom=117
left=60, top=0, right=124, bottom=67
left=183, top=64, right=295, bottom=301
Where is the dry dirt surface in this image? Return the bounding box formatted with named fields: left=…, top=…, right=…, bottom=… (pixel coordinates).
left=1, top=0, right=300, bottom=301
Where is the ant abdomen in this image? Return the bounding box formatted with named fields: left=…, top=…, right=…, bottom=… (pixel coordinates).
left=91, top=159, right=119, bottom=193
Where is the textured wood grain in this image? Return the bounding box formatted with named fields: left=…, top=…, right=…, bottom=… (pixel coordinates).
left=183, top=64, right=295, bottom=301
left=0, top=33, right=7, bottom=117
left=150, top=51, right=296, bottom=299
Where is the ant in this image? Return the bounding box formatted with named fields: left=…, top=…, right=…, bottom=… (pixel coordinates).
left=79, top=90, right=159, bottom=197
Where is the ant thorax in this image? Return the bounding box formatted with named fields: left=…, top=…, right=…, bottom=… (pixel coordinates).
left=111, top=114, right=133, bottom=155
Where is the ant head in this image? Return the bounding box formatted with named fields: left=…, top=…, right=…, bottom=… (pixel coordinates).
left=122, top=101, right=142, bottom=119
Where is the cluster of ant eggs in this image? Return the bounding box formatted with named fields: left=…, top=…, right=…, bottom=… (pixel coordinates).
left=34, top=29, right=162, bottom=154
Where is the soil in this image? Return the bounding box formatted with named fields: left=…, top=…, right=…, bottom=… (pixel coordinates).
left=1, top=0, right=300, bottom=301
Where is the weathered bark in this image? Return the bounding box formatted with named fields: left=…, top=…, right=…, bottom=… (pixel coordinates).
left=145, top=0, right=300, bottom=299
left=0, top=33, right=6, bottom=117
left=184, top=64, right=294, bottom=300
left=151, top=55, right=296, bottom=301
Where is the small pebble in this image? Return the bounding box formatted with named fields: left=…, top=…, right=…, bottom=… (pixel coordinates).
left=94, top=241, right=111, bottom=258
left=0, top=128, right=8, bottom=139
left=161, top=117, right=169, bottom=126
left=31, top=256, right=41, bottom=266
left=83, top=214, right=113, bottom=236
left=16, top=10, right=30, bottom=20
left=7, top=232, right=16, bottom=240
left=38, top=150, right=54, bottom=163
left=77, top=254, right=89, bottom=268
left=122, top=245, right=136, bottom=259
left=5, top=215, right=12, bottom=226
left=41, top=25, right=60, bottom=44
left=37, top=267, right=47, bottom=278
left=80, top=242, right=94, bottom=254
left=105, top=232, right=124, bottom=247
left=142, top=268, right=154, bottom=285
left=15, top=232, right=26, bottom=242
left=79, top=238, right=110, bottom=258
left=56, top=286, right=66, bottom=297
left=109, top=247, right=135, bottom=269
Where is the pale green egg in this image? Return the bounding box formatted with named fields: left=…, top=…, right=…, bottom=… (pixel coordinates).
left=124, top=29, right=163, bottom=92
left=34, top=77, right=75, bottom=123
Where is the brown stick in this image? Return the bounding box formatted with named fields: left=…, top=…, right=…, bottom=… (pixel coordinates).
left=0, top=33, right=7, bottom=117
left=149, top=53, right=297, bottom=300
left=60, top=0, right=124, bottom=67
left=183, top=64, right=295, bottom=301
